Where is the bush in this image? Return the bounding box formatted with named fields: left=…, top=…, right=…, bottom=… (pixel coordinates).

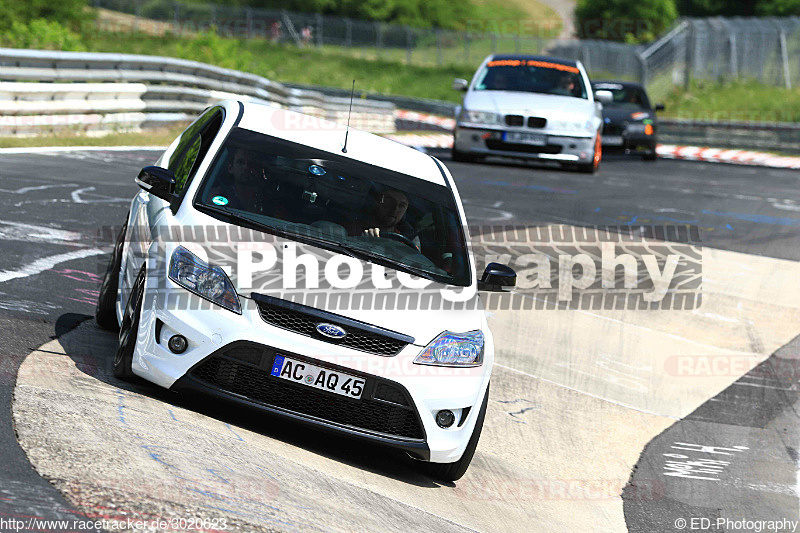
left=0, top=0, right=92, bottom=32
left=1, top=19, right=87, bottom=50
left=575, top=0, right=678, bottom=43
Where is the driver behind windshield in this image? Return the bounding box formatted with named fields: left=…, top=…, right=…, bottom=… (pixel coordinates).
left=347, top=188, right=421, bottom=250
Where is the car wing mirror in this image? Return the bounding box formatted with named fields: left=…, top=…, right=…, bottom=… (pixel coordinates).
left=655, top=104, right=665, bottom=112
left=136, top=166, right=176, bottom=202
left=595, top=90, right=613, bottom=104
left=453, top=78, right=469, bottom=91
left=478, top=262, right=516, bottom=292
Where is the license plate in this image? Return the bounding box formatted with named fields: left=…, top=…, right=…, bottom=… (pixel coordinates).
left=503, top=131, right=547, bottom=146
left=603, top=135, right=624, bottom=146
left=270, top=355, right=365, bottom=399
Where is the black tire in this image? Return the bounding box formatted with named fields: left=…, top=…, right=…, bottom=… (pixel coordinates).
left=642, top=149, right=658, bottom=161
left=96, top=221, right=127, bottom=331
left=451, top=147, right=478, bottom=163
left=426, top=384, right=489, bottom=482
left=114, top=265, right=145, bottom=381
left=576, top=132, right=602, bottom=174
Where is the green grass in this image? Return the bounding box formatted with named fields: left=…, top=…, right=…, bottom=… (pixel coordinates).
left=0, top=123, right=187, bottom=148
left=82, top=31, right=476, bottom=102
left=660, top=79, right=800, bottom=122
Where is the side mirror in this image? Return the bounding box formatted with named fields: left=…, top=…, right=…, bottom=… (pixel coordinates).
left=655, top=104, right=665, bottom=112
left=452, top=78, right=469, bottom=91
left=595, top=90, right=613, bottom=104
left=478, top=262, right=516, bottom=292
left=136, top=166, right=176, bottom=202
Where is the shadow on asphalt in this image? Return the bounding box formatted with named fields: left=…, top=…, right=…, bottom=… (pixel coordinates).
left=55, top=313, right=451, bottom=489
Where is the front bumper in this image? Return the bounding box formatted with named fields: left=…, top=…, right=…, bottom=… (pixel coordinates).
left=132, top=283, right=491, bottom=463
left=453, top=125, right=596, bottom=163
left=171, top=342, right=432, bottom=460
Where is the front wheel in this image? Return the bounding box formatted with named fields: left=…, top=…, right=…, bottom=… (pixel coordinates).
left=426, top=384, right=489, bottom=482
left=114, top=265, right=145, bottom=381
left=576, top=132, right=602, bottom=174
left=96, top=220, right=127, bottom=331
left=451, top=147, right=480, bottom=163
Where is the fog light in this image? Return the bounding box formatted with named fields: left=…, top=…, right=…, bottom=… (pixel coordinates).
left=436, top=410, right=455, bottom=428
left=168, top=335, right=188, bottom=354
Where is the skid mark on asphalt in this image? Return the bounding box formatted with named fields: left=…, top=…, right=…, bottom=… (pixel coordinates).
left=0, top=249, right=105, bottom=284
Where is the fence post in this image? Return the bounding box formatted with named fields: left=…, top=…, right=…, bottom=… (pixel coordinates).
left=133, top=0, right=141, bottom=34
left=345, top=18, right=352, bottom=47
left=173, top=2, right=180, bottom=34
left=406, top=27, right=412, bottom=65
left=779, top=30, right=791, bottom=89
left=316, top=13, right=323, bottom=47
left=375, top=22, right=383, bottom=59
left=464, top=32, right=470, bottom=64
left=637, top=51, right=648, bottom=86
left=491, top=33, right=497, bottom=53
left=514, top=35, right=520, bottom=53
left=436, top=29, right=442, bottom=66
left=246, top=7, right=253, bottom=39
left=729, top=33, right=737, bottom=78
left=684, top=21, right=693, bottom=91
left=210, top=3, right=216, bottom=34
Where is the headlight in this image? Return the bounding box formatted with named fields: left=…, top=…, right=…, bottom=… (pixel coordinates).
left=414, top=330, right=484, bottom=367
left=553, top=119, right=594, bottom=133
left=169, top=246, right=242, bottom=314
left=458, top=109, right=501, bottom=126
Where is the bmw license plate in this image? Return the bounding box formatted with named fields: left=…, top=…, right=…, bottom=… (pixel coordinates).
left=503, top=131, right=547, bottom=146
left=271, top=355, right=365, bottom=399
left=603, top=135, right=624, bottom=146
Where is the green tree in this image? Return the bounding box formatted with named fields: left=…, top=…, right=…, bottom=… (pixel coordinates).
left=575, top=0, right=679, bottom=43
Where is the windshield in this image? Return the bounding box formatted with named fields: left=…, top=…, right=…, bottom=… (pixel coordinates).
left=474, top=58, right=587, bottom=99
left=194, top=127, right=471, bottom=286
left=593, top=84, right=651, bottom=109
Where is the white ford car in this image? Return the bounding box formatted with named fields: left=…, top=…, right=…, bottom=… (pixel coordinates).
left=452, top=54, right=610, bottom=173
left=95, top=100, right=516, bottom=481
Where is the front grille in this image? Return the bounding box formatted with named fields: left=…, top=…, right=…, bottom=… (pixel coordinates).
left=485, top=139, right=563, bottom=154
left=603, top=124, right=624, bottom=135
left=505, top=114, right=524, bottom=126
left=528, top=117, right=547, bottom=128
left=255, top=297, right=409, bottom=356
left=191, top=355, right=425, bottom=440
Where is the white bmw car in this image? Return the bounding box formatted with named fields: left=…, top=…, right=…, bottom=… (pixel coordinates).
left=452, top=54, right=611, bottom=173
left=95, top=100, right=516, bottom=481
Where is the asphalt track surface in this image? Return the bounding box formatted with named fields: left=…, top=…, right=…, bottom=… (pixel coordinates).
left=0, top=148, right=798, bottom=532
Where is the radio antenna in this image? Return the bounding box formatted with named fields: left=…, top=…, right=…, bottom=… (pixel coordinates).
left=342, top=79, right=355, bottom=153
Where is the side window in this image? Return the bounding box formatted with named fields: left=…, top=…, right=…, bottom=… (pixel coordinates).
left=167, top=107, right=224, bottom=195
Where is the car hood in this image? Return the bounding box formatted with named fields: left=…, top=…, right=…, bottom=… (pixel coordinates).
left=214, top=233, right=484, bottom=347
left=464, top=90, right=595, bottom=118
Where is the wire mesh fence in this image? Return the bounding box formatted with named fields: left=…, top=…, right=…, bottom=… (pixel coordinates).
left=89, top=1, right=800, bottom=102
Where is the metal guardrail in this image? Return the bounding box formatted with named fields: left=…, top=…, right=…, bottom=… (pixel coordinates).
left=0, top=48, right=396, bottom=136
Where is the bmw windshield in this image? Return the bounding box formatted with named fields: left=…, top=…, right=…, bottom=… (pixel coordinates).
left=195, top=127, right=471, bottom=286
left=474, top=58, right=587, bottom=99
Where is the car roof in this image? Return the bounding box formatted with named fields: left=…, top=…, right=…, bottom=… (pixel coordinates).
left=235, top=102, right=447, bottom=187
left=489, top=54, right=579, bottom=67
left=592, top=80, right=646, bottom=90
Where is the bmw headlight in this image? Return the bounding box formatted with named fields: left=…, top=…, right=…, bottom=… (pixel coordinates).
left=169, top=246, right=242, bottom=314
left=414, top=330, right=484, bottom=367
left=458, top=109, right=501, bottom=126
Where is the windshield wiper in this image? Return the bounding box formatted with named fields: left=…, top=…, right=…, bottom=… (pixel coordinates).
left=196, top=203, right=358, bottom=258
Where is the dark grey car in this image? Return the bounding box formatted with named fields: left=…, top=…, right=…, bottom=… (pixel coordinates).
left=591, top=81, right=664, bottom=161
